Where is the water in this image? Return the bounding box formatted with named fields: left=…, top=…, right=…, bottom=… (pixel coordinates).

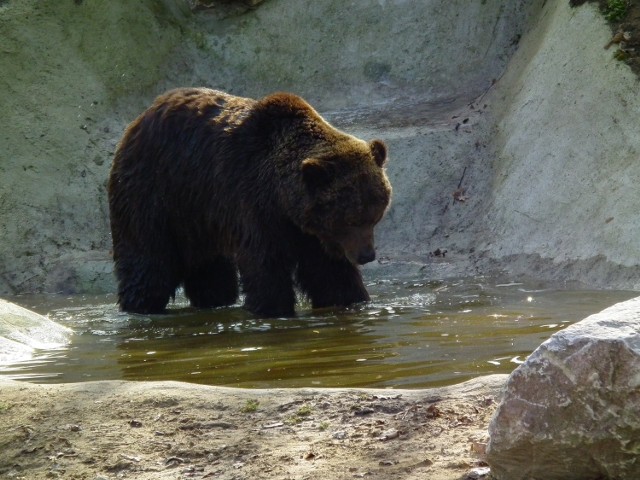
left=1, top=278, right=635, bottom=389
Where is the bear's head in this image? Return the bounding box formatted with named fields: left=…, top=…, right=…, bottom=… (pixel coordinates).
left=300, top=137, right=391, bottom=265
left=256, top=92, right=392, bottom=265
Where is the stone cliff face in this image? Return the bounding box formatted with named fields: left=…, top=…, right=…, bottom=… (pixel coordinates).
left=0, top=0, right=637, bottom=294
left=473, top=2, right=640, bottom=289
left=0, top=1, right=188, bottom=294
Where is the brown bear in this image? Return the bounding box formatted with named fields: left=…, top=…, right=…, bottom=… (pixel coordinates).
left=108, top=88, right=391, bottom=316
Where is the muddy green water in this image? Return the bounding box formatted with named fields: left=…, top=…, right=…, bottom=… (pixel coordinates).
left=1, top=278, right=635, bottom=388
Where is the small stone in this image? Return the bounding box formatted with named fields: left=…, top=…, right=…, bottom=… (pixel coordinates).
left=466, top=466, right=491, bottom=479
left=332, top=430, right=348, bottom=440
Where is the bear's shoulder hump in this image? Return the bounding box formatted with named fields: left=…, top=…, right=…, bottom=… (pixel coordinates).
left=257, top=92, right=317, bottom=119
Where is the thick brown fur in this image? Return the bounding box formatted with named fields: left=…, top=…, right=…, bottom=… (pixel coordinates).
left=108, top=88, right=391, bottom=316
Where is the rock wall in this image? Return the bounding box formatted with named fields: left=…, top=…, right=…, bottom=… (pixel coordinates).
left=0, top=0, right=541, bottom=294
left=473, top=1, right=640, bottom=289
left=372, top=0, right=640, bottom=290
left=0, top=0, right=190, bottom=294
left=1, top=0, right=638, bottom=294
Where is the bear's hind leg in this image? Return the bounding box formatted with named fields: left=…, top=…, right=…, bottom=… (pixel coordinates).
left=115, top=251, right=179, bottom=314
left=183, top=256, right=239, bottom=309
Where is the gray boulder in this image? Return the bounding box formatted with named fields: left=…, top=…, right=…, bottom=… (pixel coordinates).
left=487, top=296, right=640, bottom=480
left=0, top=299, right=72, bottom=364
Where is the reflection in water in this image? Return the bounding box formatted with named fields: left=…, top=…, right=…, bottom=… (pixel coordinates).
left=1, top=278, right=636, bottom=388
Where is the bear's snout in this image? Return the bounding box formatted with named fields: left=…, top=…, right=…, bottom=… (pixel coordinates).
left=356, top=246, right=376, bottom=265
left=339, top=226, right=377, bottom=266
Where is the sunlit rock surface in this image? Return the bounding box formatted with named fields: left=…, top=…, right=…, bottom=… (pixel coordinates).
left=0, top=299, right=72, bottom=364
left=487, top=296, right=640, bottom=480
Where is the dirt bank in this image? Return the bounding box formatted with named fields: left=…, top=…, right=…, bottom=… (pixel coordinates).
left=0, top=375, right=505, bottom=480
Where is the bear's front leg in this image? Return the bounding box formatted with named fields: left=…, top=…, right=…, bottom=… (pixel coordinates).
left=296, top=237, right=370, bottom=309
left=238, top=256, right=297, bottom=317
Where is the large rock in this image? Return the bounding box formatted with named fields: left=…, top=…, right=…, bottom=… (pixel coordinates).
left=0, top=299, right=72, bottom=364
left=486, top=296, right=640, bottom=480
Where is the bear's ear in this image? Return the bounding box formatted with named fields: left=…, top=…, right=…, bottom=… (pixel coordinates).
left=301, top=158, right=333, bottom=189
left=370, top=140, right=387, bottom=167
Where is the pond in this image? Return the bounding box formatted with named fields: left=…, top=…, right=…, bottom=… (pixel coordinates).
left=1, top=277, right=635, bottom=389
